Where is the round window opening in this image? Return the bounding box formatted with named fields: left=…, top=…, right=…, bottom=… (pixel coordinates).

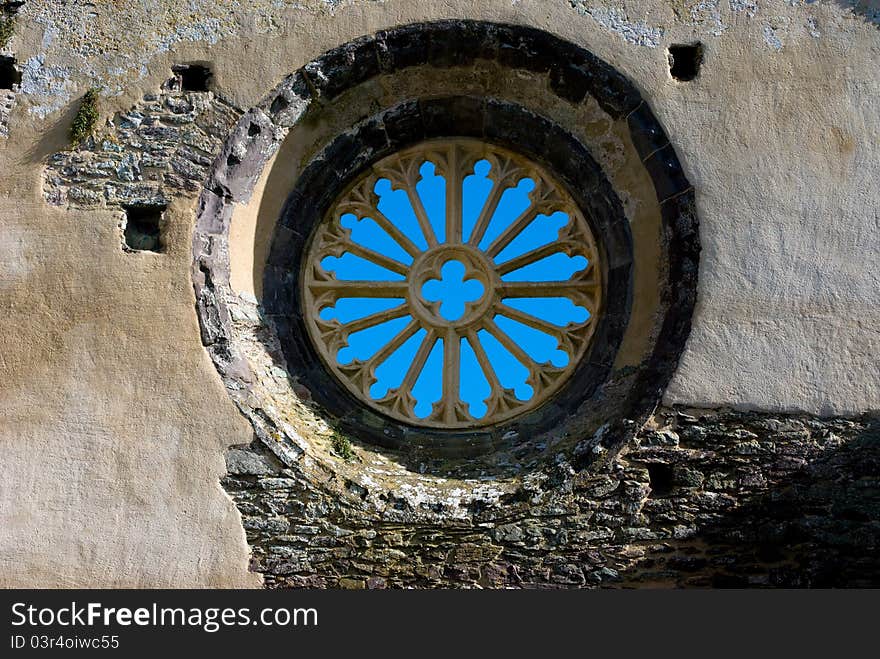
left=304, top=138, right=603, bottom=429
left=196, top=21, right=699, bottom=463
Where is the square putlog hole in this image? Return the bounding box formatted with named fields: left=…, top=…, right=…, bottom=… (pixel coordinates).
left=171, top=64, right=212, bottom=92
left=647, top=462, right=675, bottom=498
left=123, top=204, right=166, bottom=253
left=668, top=43, right=703, bottom=82
left=0, top=56, right=22, bottom=90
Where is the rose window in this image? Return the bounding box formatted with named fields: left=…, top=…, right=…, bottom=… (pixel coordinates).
left=303, top=138, right=603, bottom=428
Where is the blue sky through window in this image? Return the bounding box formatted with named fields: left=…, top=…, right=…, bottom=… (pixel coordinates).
left=317, top=156, right=590, bottom=420
left=422, top=261, right=484, bottom=321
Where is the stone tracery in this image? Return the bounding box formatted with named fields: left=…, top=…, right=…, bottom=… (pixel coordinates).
left=305, top=138, right=602, bottom=427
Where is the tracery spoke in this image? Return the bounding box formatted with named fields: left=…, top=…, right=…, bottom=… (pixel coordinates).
left=373, top=330, right=438, bottom=419
left=498, top=276, right=598, bottom=302
left=467, top=179, right=506, bottom=247
left=467, top=152, right=523, bottom=246
left=400, top=330, right=438, bottom=396
left=343, top=243, right=410, bottom=276
left=485, top=205, right=540, bottom=259
left=406, top=187, right=439, bottom=249
left=496, top=241, right=583, bottom=275
left=309, top=280, right=408, bottom=295
left=369, top=208, right=422, bottom=257
left=440, top=328, right=463, bottom=424
left=336, top=178, right=422, bottom=258
left=444, top=146, right=464, bottom=244
left=482, top=317, right=538, bottom=372
left=465, top=330, right=501, bottom=391
left=339, top=319, right=421, bottom=395
left=482, top=317, right=565, bottom=391
left=495, top=302, right=588, bottom=354
left=333, top=304, right=410, bottom=338
left=496, top=301, right=584, bottom=336
left=309, top=280, right=409, bottom=308
left=467, top=330, right=523, bottom=415
left=367, top=321, right=420, bottom=370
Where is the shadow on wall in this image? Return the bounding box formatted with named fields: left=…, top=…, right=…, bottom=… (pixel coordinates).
left=223, top=410, right=880, bottom=588
left=24, top=98, right=83, bottom=166
left=622, top=417, right=880, bottom=588
left=249, top=118, right=306, bottom=299
left=835, top=0, right=880, bottom=27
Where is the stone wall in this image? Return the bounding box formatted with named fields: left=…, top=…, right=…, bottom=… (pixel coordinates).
left=225, top=408, right=879, bottom=588
left=0, top=0, right=878, bottom=588
left=43, top=89, right=241, bottom=209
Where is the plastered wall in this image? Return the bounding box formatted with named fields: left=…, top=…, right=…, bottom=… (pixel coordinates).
left=0, top=0, right=878, bottom=587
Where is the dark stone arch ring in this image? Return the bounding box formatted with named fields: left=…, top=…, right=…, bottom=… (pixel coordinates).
left=192, top=19, right=700, bottom=464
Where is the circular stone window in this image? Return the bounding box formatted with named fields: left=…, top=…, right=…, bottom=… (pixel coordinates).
left=266, top=95, right=635, bottom=456
left=304, top=138, right=603, bottom=429
left=194, top=20, right=699, bottom=468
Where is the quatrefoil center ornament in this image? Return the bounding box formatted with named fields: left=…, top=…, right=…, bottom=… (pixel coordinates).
left=420, top=260, right=485, bottom=322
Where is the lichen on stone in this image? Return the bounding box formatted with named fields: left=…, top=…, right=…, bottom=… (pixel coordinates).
left=569, top=1, right=665, bottom=47
left=223, top=408, right=880, bottom=588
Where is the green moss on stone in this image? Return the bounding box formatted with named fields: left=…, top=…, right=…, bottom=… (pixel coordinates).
left=331, top=433, right=354, bottom=461
left=70, top=89, right=101, bottom=145
left=0, top=15, right=13, bottom=49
